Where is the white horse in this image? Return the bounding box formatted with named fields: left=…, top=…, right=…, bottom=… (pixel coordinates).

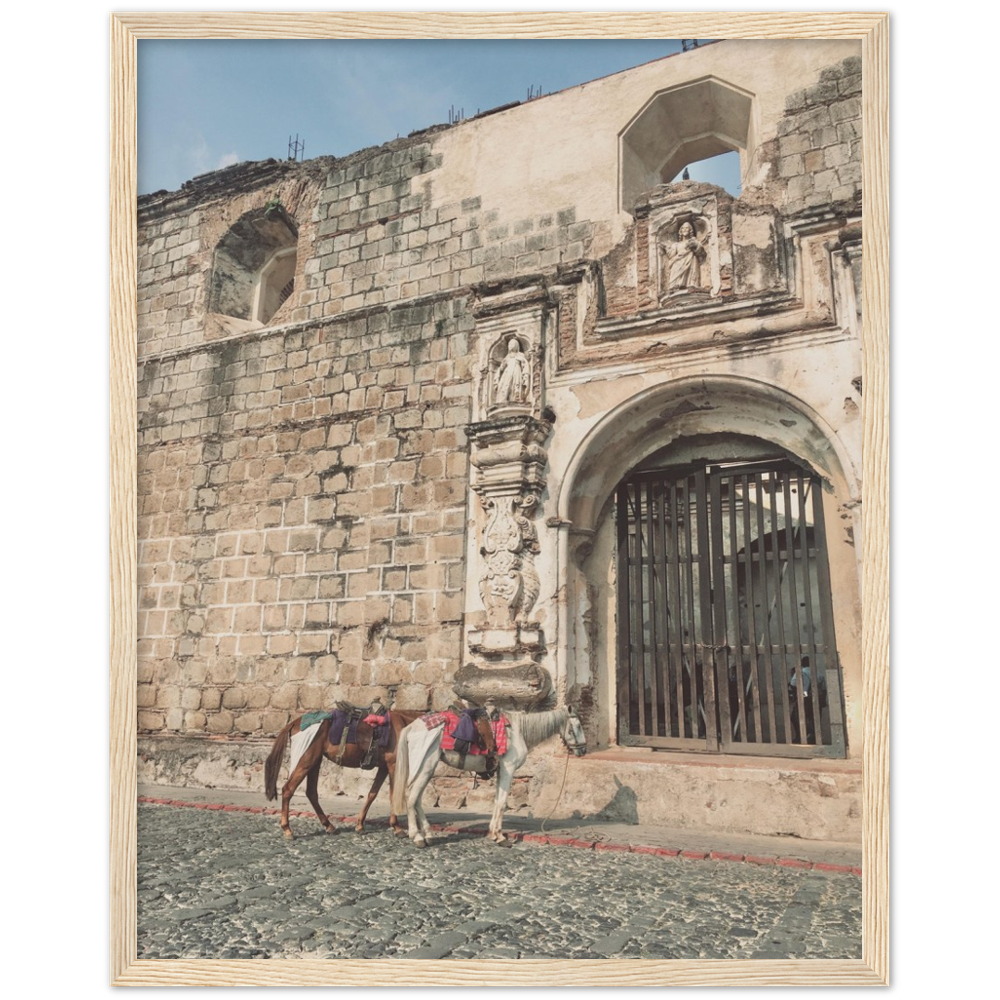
left=391, top=706, right=587, bottom=847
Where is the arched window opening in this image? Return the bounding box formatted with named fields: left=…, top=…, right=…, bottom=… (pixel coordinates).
left=620, top=77, right=752, bottom=212
left=209, top=203, right=298, bottom=327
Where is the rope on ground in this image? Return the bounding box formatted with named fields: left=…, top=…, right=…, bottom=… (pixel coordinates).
left=539, top=751, right=571, bottom=833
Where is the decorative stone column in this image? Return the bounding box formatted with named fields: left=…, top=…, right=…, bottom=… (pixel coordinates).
left=453, top=285, right=556, bottom=708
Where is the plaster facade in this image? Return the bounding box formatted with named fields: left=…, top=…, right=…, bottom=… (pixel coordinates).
left=137, top=40, right=864, bottom=838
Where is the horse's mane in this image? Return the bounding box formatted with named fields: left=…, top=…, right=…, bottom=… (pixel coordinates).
left=508, top=707, right=569, bottom=750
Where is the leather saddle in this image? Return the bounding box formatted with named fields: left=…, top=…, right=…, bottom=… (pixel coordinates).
left=331, top=701, right=390, bottom=769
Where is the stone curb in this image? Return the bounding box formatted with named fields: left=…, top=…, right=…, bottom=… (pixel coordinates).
left=138, top=796, right=861, bottom=876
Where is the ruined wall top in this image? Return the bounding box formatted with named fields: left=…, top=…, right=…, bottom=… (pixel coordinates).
left=137, top=39, right=861, bottom=359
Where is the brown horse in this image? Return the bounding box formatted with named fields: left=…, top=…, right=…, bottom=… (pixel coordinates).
left=264, top=708, right=497, bottom=839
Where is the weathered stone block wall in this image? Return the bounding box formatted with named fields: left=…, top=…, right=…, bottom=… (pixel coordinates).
left=305, top=143, right=596, bottom=318
left=137, top=140, right=599, bottom=359
left=137, top=295, right=476, bottom=736
left=764, top=55, right=862, bottom=214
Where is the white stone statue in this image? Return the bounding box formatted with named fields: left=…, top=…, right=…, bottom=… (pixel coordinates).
left=661, top=221, right=708, bottom=295
left=493, top=337, right=530, bottom=405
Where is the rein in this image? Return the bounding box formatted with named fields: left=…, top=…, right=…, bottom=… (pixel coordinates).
left=539, top=717, right=585, bottom=832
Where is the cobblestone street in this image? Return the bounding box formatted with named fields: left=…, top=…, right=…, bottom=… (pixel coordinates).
left=137, top=802, right=861, bottom=961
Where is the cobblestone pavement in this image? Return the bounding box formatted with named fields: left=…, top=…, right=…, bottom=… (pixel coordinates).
left=137, top=803, right=861, bottom=961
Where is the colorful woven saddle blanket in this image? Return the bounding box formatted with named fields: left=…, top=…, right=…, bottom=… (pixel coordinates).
left=299, top=708, right=392, bottom=749
left=422, top=709, right=508, bottom=756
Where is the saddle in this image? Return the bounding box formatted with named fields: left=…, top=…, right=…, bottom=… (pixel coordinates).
left=328, top=701, right=391, bottom=769
left=438, top=706, right=500, bottom=779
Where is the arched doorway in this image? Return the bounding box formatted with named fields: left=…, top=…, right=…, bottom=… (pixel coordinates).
left=614, top=438, right=845, bottom=758
left=555, top=376, right=861, bottom=759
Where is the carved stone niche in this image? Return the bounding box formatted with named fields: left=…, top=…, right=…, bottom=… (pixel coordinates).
left=472, top=284, right=547, bottom=423
left=635, top=183, right=734, bottom=308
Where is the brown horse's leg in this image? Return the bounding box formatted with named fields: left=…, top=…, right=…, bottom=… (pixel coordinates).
left=305, top=758, right=336, bottom=834
left=356, top=763, right=388, bottom=833
left=280, top=739, right=323, bottom=838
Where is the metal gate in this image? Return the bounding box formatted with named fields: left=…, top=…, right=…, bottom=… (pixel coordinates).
left=615, top=459, right=846, bottom=758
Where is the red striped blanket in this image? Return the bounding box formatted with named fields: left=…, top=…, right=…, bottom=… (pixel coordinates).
left=421, top=710, right=508, bottom=756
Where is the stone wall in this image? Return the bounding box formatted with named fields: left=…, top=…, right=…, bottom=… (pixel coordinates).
left=764, top=55, right=862, bottom=214
left=138, top=295, right=476, bottom=735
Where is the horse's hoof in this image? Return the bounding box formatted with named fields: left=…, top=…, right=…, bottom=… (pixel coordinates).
left=392, top=826, right=407, bottom=837
left=282, top=830, right=293, bottom=840
left=413, top=837, right=427, bottom=849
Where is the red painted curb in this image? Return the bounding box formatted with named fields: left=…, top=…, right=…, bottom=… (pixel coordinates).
left=137, top=797, right=861, bottom=874
left=710, top=850, right=746, bottom=862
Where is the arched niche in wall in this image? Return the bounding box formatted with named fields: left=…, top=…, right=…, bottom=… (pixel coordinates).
left=620, top=77, right=754, bottom=213
left=209, top=204, right=298, bottom=325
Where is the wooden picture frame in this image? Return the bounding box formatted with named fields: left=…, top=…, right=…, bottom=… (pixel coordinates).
left=111, top=11, right=888, bottom=987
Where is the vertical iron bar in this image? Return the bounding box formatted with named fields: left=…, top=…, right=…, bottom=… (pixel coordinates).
left=710, top=470, right=732, bottom=746
left=728, top=473, right=749, bottom=742
left=630, top=484, right=647, bottom=738
left=740, top=472, right=763, bottom=743
left=769, top=472, right=793, bottom=744
left=796, top=472, right=822, bottom=745
left=656, top=476, right=674, bottom=737
left=811, top=479, right=846, bottom=754
left=645, top=478, right=661, bottom=738
left=668, top=479, right=686, bottom=736
left=616, top=484, right=633, bottom=739
left=697, top=470, right=718, bottom=747
left=752, top=471, right=777, bottom=743
left=682, top=474, right=701, bottom=739
left=782, top=472, right=808, bottom=743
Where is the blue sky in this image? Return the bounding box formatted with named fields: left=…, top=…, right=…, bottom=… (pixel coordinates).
left=138, top=39, right=740, bottom=196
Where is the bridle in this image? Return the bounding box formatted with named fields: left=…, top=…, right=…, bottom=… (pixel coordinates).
left=560, top=710, right=588, bottom=757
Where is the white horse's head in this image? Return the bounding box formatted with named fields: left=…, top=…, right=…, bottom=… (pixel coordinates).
left=562, top=706, right=588, bottom=756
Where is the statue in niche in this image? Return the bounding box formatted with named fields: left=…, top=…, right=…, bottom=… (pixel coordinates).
left=493, top=337, right=530, bottom=406
left=660, top=220, right=708, bottom=297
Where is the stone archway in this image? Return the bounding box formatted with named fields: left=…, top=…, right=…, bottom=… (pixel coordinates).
left=553, top=375, right=862, bottom=755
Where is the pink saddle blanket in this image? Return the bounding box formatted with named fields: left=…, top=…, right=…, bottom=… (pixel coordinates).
left=422, top=710, right=508, bottom=756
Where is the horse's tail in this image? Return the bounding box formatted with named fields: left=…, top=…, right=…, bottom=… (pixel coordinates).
left=264, top=720, right=295, bottom=801
left=390, top=723, right=413, bottom=816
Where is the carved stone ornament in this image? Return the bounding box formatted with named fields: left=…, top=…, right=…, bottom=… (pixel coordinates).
left=479, top=493, right=541, bottom=626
